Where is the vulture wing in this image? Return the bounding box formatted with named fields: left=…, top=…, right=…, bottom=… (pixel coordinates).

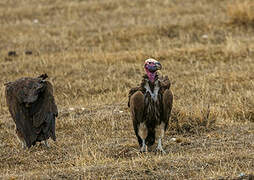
left=31, top=80, right=58, bottom=142
left=160, top=76, right=173, bottom=130
left=129, top=90, right=145, bottom=147
left=5, top=75, right=58, bottom=148
left=5, top=80, right=37, bottom=147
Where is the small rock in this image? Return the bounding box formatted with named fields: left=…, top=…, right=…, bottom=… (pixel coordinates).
left=69, top=107, right=75, bottom=111
left=4, top=57, right=13, bottom=61
left=25, top=50, right=33, bottom=55
left=239, top=173, right=245, bottom=177
left=171, top=138, right=176, bottom=142
left=202, top=34, right=208, bottom=39
left=8, top=51, right=17, bottom=57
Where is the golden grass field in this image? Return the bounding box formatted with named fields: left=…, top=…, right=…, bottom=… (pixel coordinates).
left=0, top=0, right=254, bottom=179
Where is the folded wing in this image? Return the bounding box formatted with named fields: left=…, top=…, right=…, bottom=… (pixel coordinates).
left=5, top=75, right=58, bottom=148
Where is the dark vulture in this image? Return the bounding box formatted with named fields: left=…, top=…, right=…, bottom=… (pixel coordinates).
left=128, top=59, right=173, bottom=153
left=4, top=74, right=58, bottom=148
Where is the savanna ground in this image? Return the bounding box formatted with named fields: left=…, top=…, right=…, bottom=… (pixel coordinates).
left=0, top=0, right=254, bottom=179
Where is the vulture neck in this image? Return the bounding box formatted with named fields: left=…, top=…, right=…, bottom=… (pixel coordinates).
left=143, top=74, right=159, bottom=86
left=143, top=74, right=160, bottom=101
left=145, top=69, right=158, bottom=83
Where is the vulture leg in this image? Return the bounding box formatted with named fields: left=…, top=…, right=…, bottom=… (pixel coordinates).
left=155, top=122, right=166, bottom=154
left=138, top=122, right=148, bottom=152
left=130, top=91, right=147, bottom=152
left=16, top=129, right=26, bottom=149
left=155, top=89, right=173, bottom=154
left=44, top=140, right=50, bottom=148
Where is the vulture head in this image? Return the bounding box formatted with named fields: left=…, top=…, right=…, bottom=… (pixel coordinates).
left=21, top=80, right=44, bottom=107
left=13, top=74, right=48, bottom=107
left=144, top=58, right=162, bottom=83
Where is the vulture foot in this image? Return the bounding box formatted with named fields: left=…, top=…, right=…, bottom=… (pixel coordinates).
left=140, top=145, right=147, bottom=152
left=44, top=140, right=50, bottom=148
left=155, top=146, right=166, bottom=154
left=155, top=138, right=166, bottom=154
left=140, top=139, right=147, bottom=152
left=22, top=142, right=27, bottom=149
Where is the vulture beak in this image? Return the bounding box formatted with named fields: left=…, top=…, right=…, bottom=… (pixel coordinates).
left=155, top=62, right=162, bottom=70
left=144, top=59, right=162, bottom=72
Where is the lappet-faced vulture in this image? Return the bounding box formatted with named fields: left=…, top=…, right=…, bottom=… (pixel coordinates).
left=128, top=59, right=173, bottom=153
left=4, top=74, right=58, bottom=148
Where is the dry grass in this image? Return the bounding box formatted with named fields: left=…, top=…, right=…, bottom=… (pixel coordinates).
left=0, top=0, right=254, bottom=179
left=227, top=0, right=254, bottom=26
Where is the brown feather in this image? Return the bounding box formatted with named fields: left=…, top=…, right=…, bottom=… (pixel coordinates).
left=129, top=91, right=145, bottom=146
left=128, top=74, right=173, bottom=147
left=5, top=74, right=58, bottom=148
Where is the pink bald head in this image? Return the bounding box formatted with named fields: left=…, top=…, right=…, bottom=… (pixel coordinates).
left=144, top=58, right=162, bottom=83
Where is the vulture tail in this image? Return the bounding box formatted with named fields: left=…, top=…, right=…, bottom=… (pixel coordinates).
left=44, top=112, right=56, bottom=141
left=50, top=114, right=56, bottom=141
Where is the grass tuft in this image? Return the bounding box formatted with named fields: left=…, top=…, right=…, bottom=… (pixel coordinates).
left=227, top=0, right=254, bottom=26
left=170, top=105, right=217, bottom=134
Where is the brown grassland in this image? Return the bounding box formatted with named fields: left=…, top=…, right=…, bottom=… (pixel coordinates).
left=0, top=0, right=254, bottom=179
